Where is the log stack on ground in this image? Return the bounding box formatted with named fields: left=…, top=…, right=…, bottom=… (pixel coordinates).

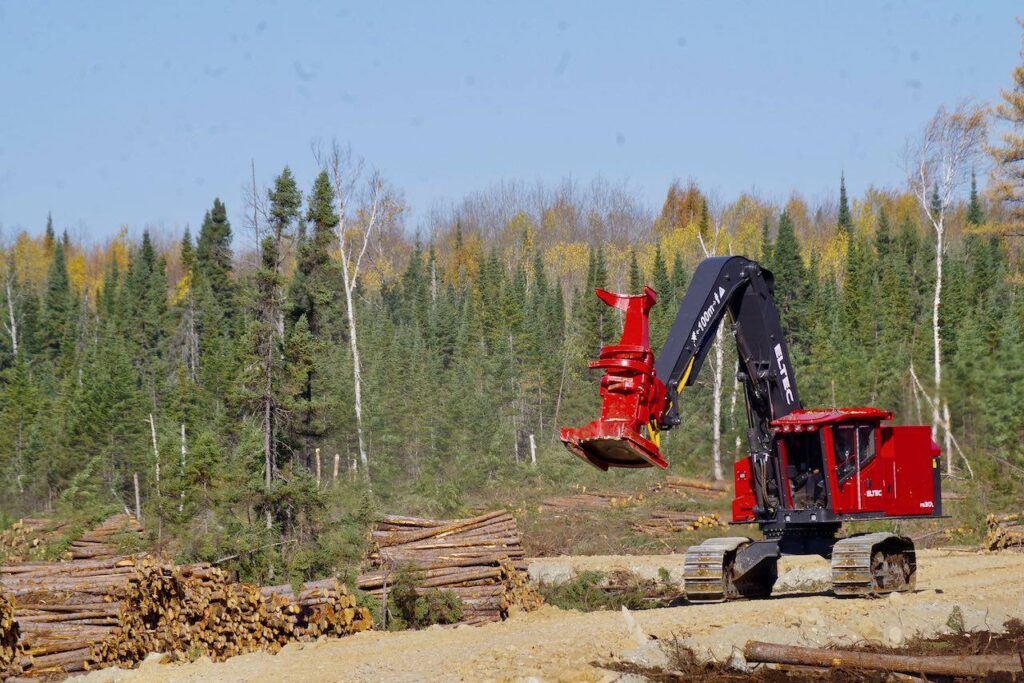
left=539, top=490, right=642, bottom=513
left=632, top=511, right=725, bottom=536
left=358, top=511, right=542, bottom=625
left=0, top=555, right=371, bottom=678
left=0, top=590, right=23, bottom=680
left=652, top=476, right=730, bottom=497
left=986, top=513, right=1024, bottom=551
left=68, top=515, right=146, bottom=561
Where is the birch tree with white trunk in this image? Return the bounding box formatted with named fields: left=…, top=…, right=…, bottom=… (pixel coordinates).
left=907, top=102, right=987, bottom=473
left=319, top=143, right=401, bottom=478
left=697, top=217, right=728, bottom=481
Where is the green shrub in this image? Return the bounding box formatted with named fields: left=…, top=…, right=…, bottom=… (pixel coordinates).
left=384, top=566, right=463, bottom=630
left=539, top=569, right=676, bottom=612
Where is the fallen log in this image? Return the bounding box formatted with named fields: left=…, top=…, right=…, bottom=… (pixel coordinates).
left=743, top=641, right=1024, bottom=677
left=539, top=491, right=642, bottom=513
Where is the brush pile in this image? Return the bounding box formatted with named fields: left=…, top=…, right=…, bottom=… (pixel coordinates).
left=652, top=476, right=729, bottom=497
left=986, top=513, right=1024, bottom=552
left=0, top=519, right=69, bottom=564
left=358, top=511, right=542, bottom=625
left=539, top=490, right=642, bottom=513
left=632, top=510, right=725, bottom=536
left=68, top=514, right=145, bottom=561
left=0, top=555, right=371, bottom=678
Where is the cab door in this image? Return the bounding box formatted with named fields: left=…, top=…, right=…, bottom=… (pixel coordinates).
left=826, top=422, right=887, bottom=514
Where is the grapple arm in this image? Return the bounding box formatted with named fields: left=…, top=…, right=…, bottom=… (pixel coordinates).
left=560, top=287, right=669, bottom=470
left=560, top=256, right=802, bottom=470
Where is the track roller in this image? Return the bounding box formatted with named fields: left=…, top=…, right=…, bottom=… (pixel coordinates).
left=831, top=532, right=916, bottom=597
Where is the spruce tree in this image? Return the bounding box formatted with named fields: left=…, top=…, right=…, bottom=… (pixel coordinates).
left=268, top=167, right=302, bottom=243
left=44, top=213, right=55, bottom=253
left=195, top=199, right=235, bottom=307
left=267, top=167, right=302, bottom=339
left=838, top=173, right=852, bottom=235
left=180, top=228, right=194, bottom=271
left=967, top=170, right=984, bottom=226
left=41, top=241, right=73, bottom=360
left=770, top=211, right=808, bottom=346
left=671, top=252, right=688, bottom=294
left=125, top=231, right=170, bottom=385
left=841, top=235, right=878, bottom=399
left=286, top=171, right=340, bottom=469
left=628, top=249, right=644, bottom=292
left=238, top=236, right=288, bottom=528
left=192, top=199, right=238, bottom=410
left=650, top=244, right=673, bottom=349
left=578, top=246, right=609, bottom=355
left=291, top=171, right=340, bottom=336
left=0, top=355, right=43, bottom=501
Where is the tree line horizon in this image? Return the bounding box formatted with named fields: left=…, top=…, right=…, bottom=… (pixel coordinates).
left=0, top=23, right=1022, bottom=582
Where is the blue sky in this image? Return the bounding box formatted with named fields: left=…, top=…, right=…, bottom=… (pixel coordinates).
left=0, top=2, right=1020, bottom=241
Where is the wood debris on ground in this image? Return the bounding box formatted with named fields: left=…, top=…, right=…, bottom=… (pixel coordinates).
left=357, top=510, right=543, bottom=625
left=0, top=554, right=370, bottom=678
left=986, top=513, right=1024, bottom=551
left=587, top=569, right=679, bottom=607
left=68, top=514, right=146, bottom=561
left=631, top=510, right=725, bottom=536
left=651, top=476, right=730, bottom=497
left=910, top=524, right=973, bottom=548
left=539, top=489, right=643, bottom=513
left=0, top=519, right=70, bottom=564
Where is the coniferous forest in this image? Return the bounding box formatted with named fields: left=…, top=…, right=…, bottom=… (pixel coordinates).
left=3, top=32, right=1024, bottom=587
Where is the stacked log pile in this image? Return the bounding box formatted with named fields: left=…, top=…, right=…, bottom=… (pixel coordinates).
left=358, top=511, right=542, bottom=625
left=539, top=490, right=642, bottom=513
left=652, top=476, right=730, bottom=497
left=68, top=515, right=145, bottom=561
left=986, top=513, right=1024, bottom=551
left=0, top=555, right=371, bottom=678
left=0, top=590, right=23, bottom=680
left=632, top=511, right=725, bottom=536
left=1, top=555, right=154, bottom=676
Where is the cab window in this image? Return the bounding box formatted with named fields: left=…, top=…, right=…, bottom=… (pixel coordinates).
left=833, top=424, right=876, bottom=482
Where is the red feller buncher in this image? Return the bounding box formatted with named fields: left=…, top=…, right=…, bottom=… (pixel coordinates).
left=561, top=256, right=942, bottom=601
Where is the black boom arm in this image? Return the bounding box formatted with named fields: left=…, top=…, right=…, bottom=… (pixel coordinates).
left=653, top=256, right=802, bottom=455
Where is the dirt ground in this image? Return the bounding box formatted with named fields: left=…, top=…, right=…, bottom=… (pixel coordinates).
left=83, top=550, right=1024, bottom=683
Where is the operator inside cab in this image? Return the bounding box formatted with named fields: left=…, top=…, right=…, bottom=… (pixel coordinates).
left=834, top=423, right=877, bottom=482
left=782, top=432, right=826, bottom=509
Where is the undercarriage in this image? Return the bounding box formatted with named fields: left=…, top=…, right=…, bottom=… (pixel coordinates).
left=683, top=531, right=917, bottom=602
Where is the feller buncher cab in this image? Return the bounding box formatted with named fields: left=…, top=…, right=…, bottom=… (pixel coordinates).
left=561, top=256, right=942, bottom=601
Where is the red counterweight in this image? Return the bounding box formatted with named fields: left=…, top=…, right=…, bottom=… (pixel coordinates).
left=560, top=287, right=669, bottom=470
